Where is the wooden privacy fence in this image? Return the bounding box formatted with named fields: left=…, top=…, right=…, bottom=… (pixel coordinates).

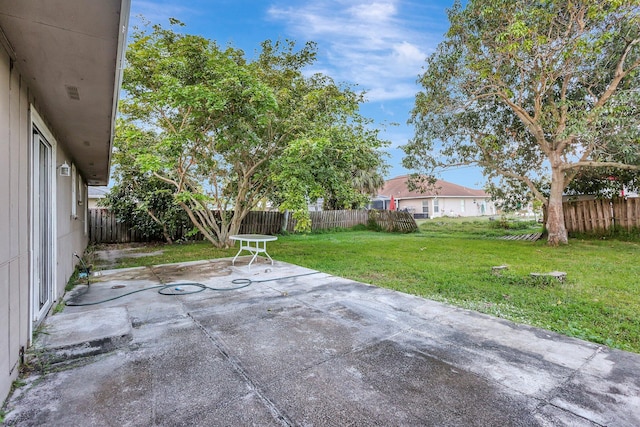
left=563, top=198, right=640, bottom=234
left=367, top=210, right=420, bottom=233
left=238, top=210, right=285, bottom=235
left=308, top=210, right=369, bottom=231
left=89, top=208, right=157, bottom=243
left=89, top=209, right=418, bottom=244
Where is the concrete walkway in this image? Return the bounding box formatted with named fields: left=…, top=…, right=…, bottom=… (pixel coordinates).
left=3, top=258, right=640, bottom=426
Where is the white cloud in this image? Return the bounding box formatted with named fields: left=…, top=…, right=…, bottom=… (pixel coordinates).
left=348, top=2, right=397, bottom=22
left=267, top=0, right=441, bottom=102
left=392, top=41, right=425, bottom=66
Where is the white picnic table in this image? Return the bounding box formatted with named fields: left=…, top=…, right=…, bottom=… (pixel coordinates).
left=229, top=234, right=278, bottom=269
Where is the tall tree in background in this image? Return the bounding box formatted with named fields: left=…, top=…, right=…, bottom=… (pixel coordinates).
left=117, top=20, right=387, bottom=247
left=106, top=121, right=193, bottom=244
left=403, top=0, right=640, bottom=245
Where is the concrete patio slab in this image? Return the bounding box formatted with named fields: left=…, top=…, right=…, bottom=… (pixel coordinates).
left=33, top=306, right=132, bottom=365
left=3, top=256, right=640, bottom=426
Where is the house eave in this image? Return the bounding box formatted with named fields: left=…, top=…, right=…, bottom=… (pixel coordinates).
left=0, top=0, right=130, bottom=185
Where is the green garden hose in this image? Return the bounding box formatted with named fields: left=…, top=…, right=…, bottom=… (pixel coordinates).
left=65, top=271, right=322, bottom=307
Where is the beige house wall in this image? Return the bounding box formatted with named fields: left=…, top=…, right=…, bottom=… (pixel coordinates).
left=88, top=198, right=100, bottom=209
left=397, top=197, right=497, bottom=218
left=0, top=44, right=89, bottom=402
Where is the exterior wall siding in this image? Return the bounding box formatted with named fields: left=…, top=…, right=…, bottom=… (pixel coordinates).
left=0, top=40, right=17, bottom=404
left=56, top=163, right=89, bottom=300
left=0, top=44, right=89, bottom=403
left=397, top=197, right=496, bottom=218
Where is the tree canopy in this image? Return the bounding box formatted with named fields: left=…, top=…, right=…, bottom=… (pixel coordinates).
left=106, top=121, right=193, bottom=243
left=403, top=0, right=640, bottom=245
left=115, top=20, right=387, bottom=247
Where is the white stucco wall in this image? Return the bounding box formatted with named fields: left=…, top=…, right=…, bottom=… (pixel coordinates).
left=396, top=197, right=497, bottom=218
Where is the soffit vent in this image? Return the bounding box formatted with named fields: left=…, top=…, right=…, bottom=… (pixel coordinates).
left=65, top=85, right=80, bottom=100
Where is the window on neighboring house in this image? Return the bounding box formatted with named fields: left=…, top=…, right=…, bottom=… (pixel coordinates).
left=422, top=200, right=429, bottom=215
left=433, top=198, right=439, bottom=214
left=460, top=200, right=465, bottom=213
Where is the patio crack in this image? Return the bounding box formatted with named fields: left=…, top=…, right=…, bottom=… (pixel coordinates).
left=532, top=345, right=607, bottom=426
left=187, top=312, right=295, bottom=427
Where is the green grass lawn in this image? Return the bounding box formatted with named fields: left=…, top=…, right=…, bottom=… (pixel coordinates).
left=90, top=218, right=640, bottom=353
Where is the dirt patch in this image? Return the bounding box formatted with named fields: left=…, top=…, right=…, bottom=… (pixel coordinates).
left=151, top=260, right=233, bottom=283
left=93, top=244, right=165, bottom=269
left=91, top=267, right=158, bottom=282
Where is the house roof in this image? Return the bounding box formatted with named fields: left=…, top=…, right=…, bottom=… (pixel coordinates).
left=88, top=186, right=110, bottom=199
left=380, top=176, right=488, bottom=199
left=0, top=0, right=130, bottom=185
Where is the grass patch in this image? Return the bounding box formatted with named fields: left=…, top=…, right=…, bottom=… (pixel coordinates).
left=418, top=216, right=542, bottom=238
left=94, top=221, right=640, bottom=353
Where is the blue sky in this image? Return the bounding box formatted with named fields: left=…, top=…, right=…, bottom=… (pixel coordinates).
left=128, top=0, right=485, bottom=189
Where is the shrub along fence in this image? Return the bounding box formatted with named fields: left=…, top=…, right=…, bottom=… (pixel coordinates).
left=89, top=209, right=418, bottom=244
left=563, top=198, right=640, bottom=234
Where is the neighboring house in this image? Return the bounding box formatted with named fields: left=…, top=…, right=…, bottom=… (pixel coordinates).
left=378, top=176, right=497, bottom=218
left=369, top=196, right=392, bottom=210
left=0, top=1, right=130, bottom=403
left=88, top=186, right=111, bottom=209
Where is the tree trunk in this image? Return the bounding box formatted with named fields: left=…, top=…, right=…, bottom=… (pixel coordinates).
left=161, top=226, right=173, bottom=244
left=546, top=167, right=568, bottom=245
left=146, top=208, right=173, bottom=244
left=178, top=201, right=224, bottom=248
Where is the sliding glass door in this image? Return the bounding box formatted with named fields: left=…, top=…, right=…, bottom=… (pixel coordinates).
left=32, top=128, right=54, bottom=323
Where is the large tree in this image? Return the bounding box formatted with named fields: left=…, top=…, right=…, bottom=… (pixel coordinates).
left=106, top=121, right=193, bottom=244
left=117, top=21, right=387, bottom=247
left=403, top=0, right=640, bottom=245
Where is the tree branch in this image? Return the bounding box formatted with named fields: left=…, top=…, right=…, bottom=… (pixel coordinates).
left=594, top=37, right=640, bottom=110
left=561, top=161, right=640, bottom=171
left=490, top=165, right=548, bottom=204
left=153, top=172, right=179, bottom=190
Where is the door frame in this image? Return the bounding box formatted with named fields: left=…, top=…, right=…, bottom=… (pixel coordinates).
left=29, top=107, right=57, bottom=336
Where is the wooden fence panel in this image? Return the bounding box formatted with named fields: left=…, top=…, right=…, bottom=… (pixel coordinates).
left=309, top=210, right=369, bottom=231
left=563, top=198, right=640, bottom=234
left=633, top=198, right=640, bottom=230
left=89, top=208, right=158, bottom=243
left=564, top=202, right=576, bottom=233
left=239, top=211, right=284, bottom=235
left=612, top=200, right=624, bottom=230
left=614, top=198, right=640, bottom=231
left=89, top=209, right=122, bottom=243
left=368, top=210, right=418, bottom=233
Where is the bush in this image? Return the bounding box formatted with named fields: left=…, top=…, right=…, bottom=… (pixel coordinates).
left=489, top=217, right=539, bottom=230
left=489, top=216, right=511, bottom=229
